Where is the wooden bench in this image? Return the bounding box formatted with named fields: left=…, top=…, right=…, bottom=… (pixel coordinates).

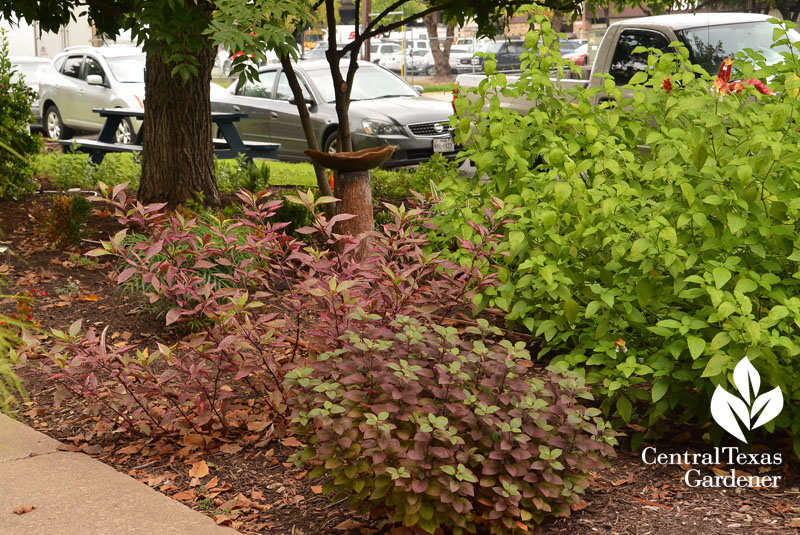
left=211, top=138, right=280, bottom=160
left=59, top=139, right=142, bottom=164
left=58, top=108, right=281, bottom=165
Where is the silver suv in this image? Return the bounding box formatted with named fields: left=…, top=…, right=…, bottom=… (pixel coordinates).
left=38, top=46, right=145, bottom=143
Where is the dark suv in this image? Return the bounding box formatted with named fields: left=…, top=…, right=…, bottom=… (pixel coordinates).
left=460, top=40, right=525, bottom=72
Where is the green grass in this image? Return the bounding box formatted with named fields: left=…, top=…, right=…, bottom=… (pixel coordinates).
left=420, top=82, right=456, bottom=93
left=262, top=160, right=317, bottom=187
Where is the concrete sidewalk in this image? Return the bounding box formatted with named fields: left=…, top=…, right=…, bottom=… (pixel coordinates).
left=0, top=414, right=237, bottom=535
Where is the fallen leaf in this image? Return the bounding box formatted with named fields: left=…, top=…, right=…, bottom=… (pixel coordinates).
left=247, top=421, right=270, bottom=432
left=281, top=436, right=302, bottom=448
left=182, top=434, right=206, bottom=448
left=251, top=490, right=264, bottom=500
left=710, top=467, right=730, bottom=477
left=206, top=476, right=219, bottom=489
left=12, top=505, right=35, bottom=515
left=117, top=444, right=141, bottom=455
left=790, top=519, right=800, bottom=528
left=335, top=519, right=363, bottom=530
left=77, top=294, right=100, bottom=302
left=570, top=499, right=588, bottom=512
left=189, top=460, right=209, bottom=479
left=172, top=490, right=196, bottom=502
left=310, top=485, right=323, bottom=495
left=219, top=443, right=242, bottom=455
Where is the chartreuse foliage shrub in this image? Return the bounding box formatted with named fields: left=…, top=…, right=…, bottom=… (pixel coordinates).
left=440, top=12, right=800, bottom=451
left=0, top=29, right=42, bottom=199
left=35, top=183, right=615, bottom=533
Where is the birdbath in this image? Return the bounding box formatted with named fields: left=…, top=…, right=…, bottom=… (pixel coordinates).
left=304, top=145, right=396, bottom=253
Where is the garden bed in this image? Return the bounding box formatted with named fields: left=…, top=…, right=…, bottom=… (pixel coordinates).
left=1, top=189, right=799, bottom=535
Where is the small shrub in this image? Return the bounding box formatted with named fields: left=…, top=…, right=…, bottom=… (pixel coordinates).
left=33, top=194, right=93, bottom=247
left=0, top=29, right=43, bottom=199
left=33, top=152, right=141, bottom=190
left=371, top=154, right=457, bottom=202
left=288, top=317, right=615, bottom=533
left=215, top=154, right=271, bottom=193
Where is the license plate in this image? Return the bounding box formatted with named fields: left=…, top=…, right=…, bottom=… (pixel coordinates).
left=433, top=138, right=454, bottom=153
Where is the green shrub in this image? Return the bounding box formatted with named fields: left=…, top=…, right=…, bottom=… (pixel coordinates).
left=33, top=152, right=141, bottom=190
left=372, top=154, right=457, bottom=201
left=0, top=29, right=43, bottom=199
left=215, top=154, right=272, bottom=193
left=439, top=14, right=800, bottom=451
left=33, top=194, right=93, bottom=246
left=288, top=316, right=615, bottom=534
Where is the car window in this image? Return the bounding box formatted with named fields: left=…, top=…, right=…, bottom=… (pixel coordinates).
left=307, top=64, right=417, bottom=103
left=370, top=45, right=378, bottom=54
left=609, top=29, right=670, bottom=84
left=239, top=70, right=277, bottom=98
left=53, top=56, right=66, bottom=72
left=84, top=56, right=106, bottom=81
left=105, top=55, right=145, bottom=83
left=62, top=55, right=83, bottom=78
left=275, top=72, right=312, bottom=101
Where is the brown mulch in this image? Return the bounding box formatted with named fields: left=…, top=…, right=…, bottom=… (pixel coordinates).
left=1, top=186, right=799, bottom=535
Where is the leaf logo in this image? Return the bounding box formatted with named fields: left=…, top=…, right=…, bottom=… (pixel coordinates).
left=710, top=357, right=783, bottom=442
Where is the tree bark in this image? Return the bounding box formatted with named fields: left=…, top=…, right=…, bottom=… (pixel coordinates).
left=551, top=10, right=564, bottom=33
left=138, top=38, right=219, bottom=207
left=424, top=15, right=453, bottom=77
left=334, top=169, right=373, bottom=256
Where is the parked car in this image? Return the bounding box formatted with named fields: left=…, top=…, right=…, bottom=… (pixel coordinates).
left=38, top=46, right=145, bottom=143
left=379, top=49, right=435, bottom=75
left=558, top=39, right=585, bottom=55
left=564, top=43, right=589, bottom=65
left=210, top=60, right=457, bottom=167
left=460, top=40, right=525, bottom=72
left=370, top=42, right=402, bottom=64
left=301, top=45, right=354, bottom=61
left=10, top=56, right=51, bottom=124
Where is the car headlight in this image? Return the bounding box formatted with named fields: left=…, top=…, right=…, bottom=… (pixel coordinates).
left=362, top=119, right=403, bottom=136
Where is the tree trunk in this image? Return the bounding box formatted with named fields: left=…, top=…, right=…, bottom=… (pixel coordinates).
left=551, top=10, right=564, bottom=33
left=138, top=38, right=219, bottom=207
left=334, top=169, right=373, bottom=257
left=279, top=53, right=334, bottom=219
left=424, top=15, right=453, bottom=77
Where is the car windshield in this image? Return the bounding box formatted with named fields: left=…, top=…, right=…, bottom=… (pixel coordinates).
left=480, top=42, right=504, bottom=53
left=677, top=21, right=800, bottom=74
left=105, top=55, right=145, bottom=83
left=306, top=65, right=417, bottom=102
left=411, top=49, right=428, bottom=57
left=11, top=61, right=49, bottom=82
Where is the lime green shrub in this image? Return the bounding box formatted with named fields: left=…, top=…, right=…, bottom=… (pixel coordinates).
left=0, top=29, right=43, bottom=198
left=439, top=15, right=800, bottom=451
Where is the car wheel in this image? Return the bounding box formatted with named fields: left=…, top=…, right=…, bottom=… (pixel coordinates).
left=426, top=64, right=436, bottom=76
left=323, top=133, right=339, bottom=154
left=115, top=117, right=134, bottom=145
left=44, top=105, right=72, bottom=140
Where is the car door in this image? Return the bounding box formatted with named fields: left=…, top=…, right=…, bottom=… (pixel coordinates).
left=270, top=71, right=315, bottom=159
left=230, top=70, right=277, bottom=141
left=58, top=55, right=85, bottom=127
left=606, top=29, right=670, bottom=103
left=78, top=55, right=112, bottom=129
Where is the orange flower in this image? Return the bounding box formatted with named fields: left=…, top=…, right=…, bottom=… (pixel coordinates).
left=744, top=78, right=774, bottom=95
left=728, top=81, right=744, bottom=94
left=615, top=338, right=628, bottom=353
left=661, top=77, right=672, bottom=94
left=717, top=58, right=733, bottom=84
left=713, top=77, right=729, bottom=95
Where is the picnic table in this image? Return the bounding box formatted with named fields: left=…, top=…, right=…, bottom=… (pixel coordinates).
left=59, top=108, right=280, bottom=165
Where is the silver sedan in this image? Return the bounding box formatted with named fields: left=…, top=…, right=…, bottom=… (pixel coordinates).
left=211, top=60, right=456, bottom=167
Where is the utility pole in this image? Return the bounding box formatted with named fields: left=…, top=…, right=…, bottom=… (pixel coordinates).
left=363, top=0, right=372, bottom=61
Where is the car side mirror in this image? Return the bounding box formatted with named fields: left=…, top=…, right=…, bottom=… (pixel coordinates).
left=86, top=74, right=105, bottom=86
left=413, top=85, right=424, bottom=94
left=289, top=96, right=316, bottom=107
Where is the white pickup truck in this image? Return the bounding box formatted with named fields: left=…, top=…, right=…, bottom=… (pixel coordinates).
left=455, top=12, right=794, bottom=111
